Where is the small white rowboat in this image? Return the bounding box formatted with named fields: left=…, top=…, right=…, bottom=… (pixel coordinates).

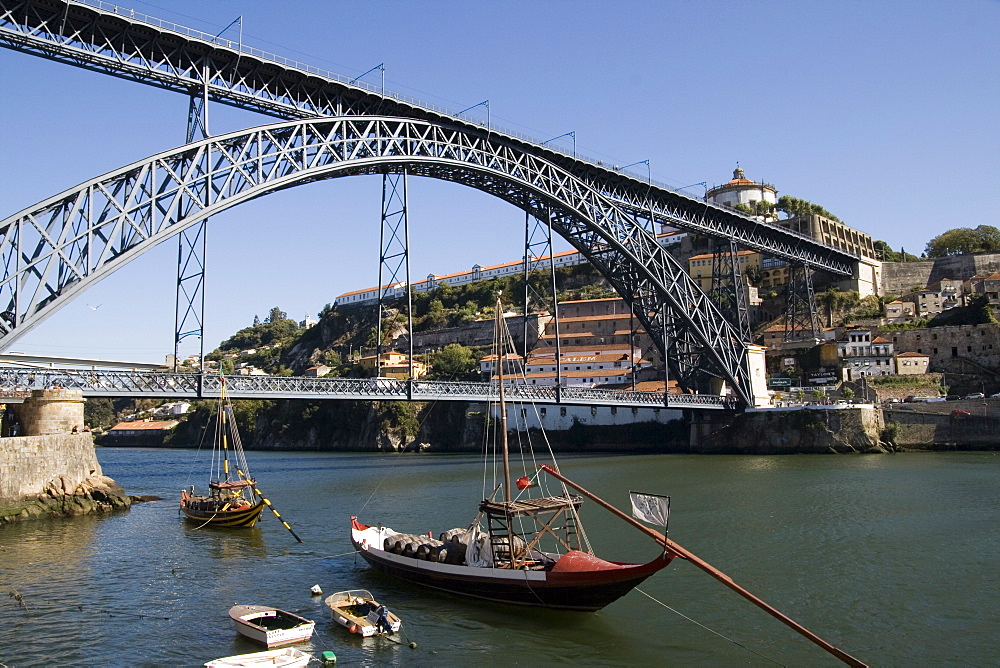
left=228, top=604, right=315, bottom=648
left=204, top=647, right=311, bottom=668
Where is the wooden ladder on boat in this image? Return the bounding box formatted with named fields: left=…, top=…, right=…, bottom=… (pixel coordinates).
left=486, top=512, right=515, bottom=567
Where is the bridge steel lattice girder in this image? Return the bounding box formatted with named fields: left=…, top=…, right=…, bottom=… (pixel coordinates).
left=0, top=0, right=856, bottom=275
left=0, top=116, right=753, bottom=402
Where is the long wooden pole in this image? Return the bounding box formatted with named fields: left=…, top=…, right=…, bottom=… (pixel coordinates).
left=540, top=465, right=867, bottom=668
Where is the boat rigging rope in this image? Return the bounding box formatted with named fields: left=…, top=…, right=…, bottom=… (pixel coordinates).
left=634, top=587, right=785, bottom=667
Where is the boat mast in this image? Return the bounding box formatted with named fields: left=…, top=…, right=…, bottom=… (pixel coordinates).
left=496, top=293, right=512, bottom=504
left=220, top=375, right=230, bottom=483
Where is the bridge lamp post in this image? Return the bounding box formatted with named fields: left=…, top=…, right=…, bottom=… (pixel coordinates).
left=618, top=159, right=651, bottom=184
left=458, top=99, right=490, bottom=130
left=679, top=181, right=708, bottom=198
left=541, top=131, right=576, bottom=158
left=349, top=63, right=385, bottom=96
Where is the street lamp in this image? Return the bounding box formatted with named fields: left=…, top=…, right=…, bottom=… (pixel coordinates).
left=458, top=99, right=490, bottom=130
left=542, top=131, right=576, bottom=157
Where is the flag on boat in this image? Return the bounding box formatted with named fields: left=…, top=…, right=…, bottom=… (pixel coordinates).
left=630, top=491, right=669, bottom=526
left=516, top=475, right=533, bottom=490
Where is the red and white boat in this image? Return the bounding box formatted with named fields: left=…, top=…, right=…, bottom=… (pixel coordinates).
left=350, top=517, right=670, bottom=611
left=350, top=294, right=672, bottom=611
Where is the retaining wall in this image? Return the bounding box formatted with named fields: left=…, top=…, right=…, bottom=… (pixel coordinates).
left=0, top=433, right=101, bottom=502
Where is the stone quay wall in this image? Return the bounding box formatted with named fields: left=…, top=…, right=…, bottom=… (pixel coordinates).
left=0, top=433, right=102, bottom=502
left=0, top=389, right=135, bottom=523
left=885, top=408, right=1000, bottom=449
left=694, top=406, right=887, bottom=454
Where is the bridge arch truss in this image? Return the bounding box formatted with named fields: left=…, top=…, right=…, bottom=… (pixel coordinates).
left=2, top=116, right=756, bottom=401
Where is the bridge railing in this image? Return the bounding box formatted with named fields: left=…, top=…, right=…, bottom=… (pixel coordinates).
left=0, top=367, right=730, bottom=408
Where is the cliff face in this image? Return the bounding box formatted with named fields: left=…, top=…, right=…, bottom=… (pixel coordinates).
left=696, top=407, right=888, bottom=454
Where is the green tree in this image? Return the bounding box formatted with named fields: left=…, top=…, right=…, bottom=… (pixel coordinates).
left=840, top=386, right=854, bottom=400
left=84, top=398, right=115, bottom=429
left=874, top=240, right=919, bottom=262
left=812, top=388, right=827, bottom=403
left=777, top=195, right=840, bottom=222
left=219, top=357, right=235, bottom=375
left=430, top=343, right=477, bottom=380
left=924, top=226, right=1000, bottom=258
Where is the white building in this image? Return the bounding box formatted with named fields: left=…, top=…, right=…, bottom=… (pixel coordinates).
left=705, top=167, right=778, bottom=220
left=836, top=329, right=896, bottom=378
left=335, top=232, right=687, bottom=307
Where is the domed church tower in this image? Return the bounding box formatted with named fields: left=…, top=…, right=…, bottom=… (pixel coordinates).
left=705, top=167, right=778, bottom=221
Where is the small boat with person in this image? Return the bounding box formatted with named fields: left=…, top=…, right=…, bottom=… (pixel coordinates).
left=204, top=647, right=311, bottom=668
left=228, top=604, right=315, bottom=648
left=324, top=589, right=402, bottom=637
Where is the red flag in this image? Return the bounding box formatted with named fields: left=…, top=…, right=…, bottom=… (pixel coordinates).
left=516, top=476, right=533, bottom=490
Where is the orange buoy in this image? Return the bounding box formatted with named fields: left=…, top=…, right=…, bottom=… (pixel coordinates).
left=349, top=623, right=359, bottom=634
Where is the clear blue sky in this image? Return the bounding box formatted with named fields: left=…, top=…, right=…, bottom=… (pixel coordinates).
left=1, top=0, right=997, bottom=363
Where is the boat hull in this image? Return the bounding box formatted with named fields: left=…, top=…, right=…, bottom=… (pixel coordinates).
left=324, top=590, right=402, bottom=637
left=181, top=493, right=265, bottom=528
left=204, top=647, right=311, bottom=668
left=351, top=520, right=671, bottom=611
left=228, top=605, right=315, bottom=648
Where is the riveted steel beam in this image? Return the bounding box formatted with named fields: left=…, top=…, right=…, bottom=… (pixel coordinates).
left=0, top=0, right=856, bottom=274
left=0, top=116, right=757, bottom=402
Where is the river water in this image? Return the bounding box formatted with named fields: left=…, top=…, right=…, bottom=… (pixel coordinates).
left=1, top=448, right=997, bottom=666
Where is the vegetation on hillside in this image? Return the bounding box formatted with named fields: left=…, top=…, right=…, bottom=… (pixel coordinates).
left=776, top=195, right=840, bottom=222
left=924, top=225, right=1000, bottom=258
left=873, top=240, right=919, bottom=262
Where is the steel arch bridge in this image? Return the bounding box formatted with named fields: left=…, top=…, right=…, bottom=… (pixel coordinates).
left=0, top=115, right=759, bottom=400
left=0, top=0, right=861, bottom=406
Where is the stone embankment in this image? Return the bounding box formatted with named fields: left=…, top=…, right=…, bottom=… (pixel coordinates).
left=0, top=389, right=141, bottom=524
left=694, top=406, right=889, bottom=454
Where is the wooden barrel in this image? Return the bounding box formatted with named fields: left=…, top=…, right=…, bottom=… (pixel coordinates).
left=416, top=538, right=445, bottom=560
left=439, top=542, right=468, bottom=564
left=439, top=528, right=467, bottom=543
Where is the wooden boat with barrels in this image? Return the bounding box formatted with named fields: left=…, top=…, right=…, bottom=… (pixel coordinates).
left=350, top=294, right=872, bottom=665
left=180, top=373, right=265, bottom=528
left=350, top=293, right=672, bottom=611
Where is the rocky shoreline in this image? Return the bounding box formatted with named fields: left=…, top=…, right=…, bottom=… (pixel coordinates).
left=0, top=473, right=158, bottom=525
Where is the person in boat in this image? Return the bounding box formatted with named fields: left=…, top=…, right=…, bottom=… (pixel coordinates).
left=375, top=605, right=394, bottom=635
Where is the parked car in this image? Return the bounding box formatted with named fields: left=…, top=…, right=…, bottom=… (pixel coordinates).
left=951, top=409, right=971, bottom=416
left=990, top=393, right=1000, bottom=398
left=946, top=395, right=960, bottom=401
left=963, top=393, right=985, bottom=400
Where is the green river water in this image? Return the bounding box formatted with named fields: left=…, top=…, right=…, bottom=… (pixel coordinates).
left=1, top=449, right=997, bottom=666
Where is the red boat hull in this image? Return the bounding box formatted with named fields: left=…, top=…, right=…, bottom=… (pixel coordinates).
left=351, top=518, right=671, bottom=611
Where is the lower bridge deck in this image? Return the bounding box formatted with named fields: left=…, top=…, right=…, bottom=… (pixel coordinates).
left=0, top=368, right=731, bottom=410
